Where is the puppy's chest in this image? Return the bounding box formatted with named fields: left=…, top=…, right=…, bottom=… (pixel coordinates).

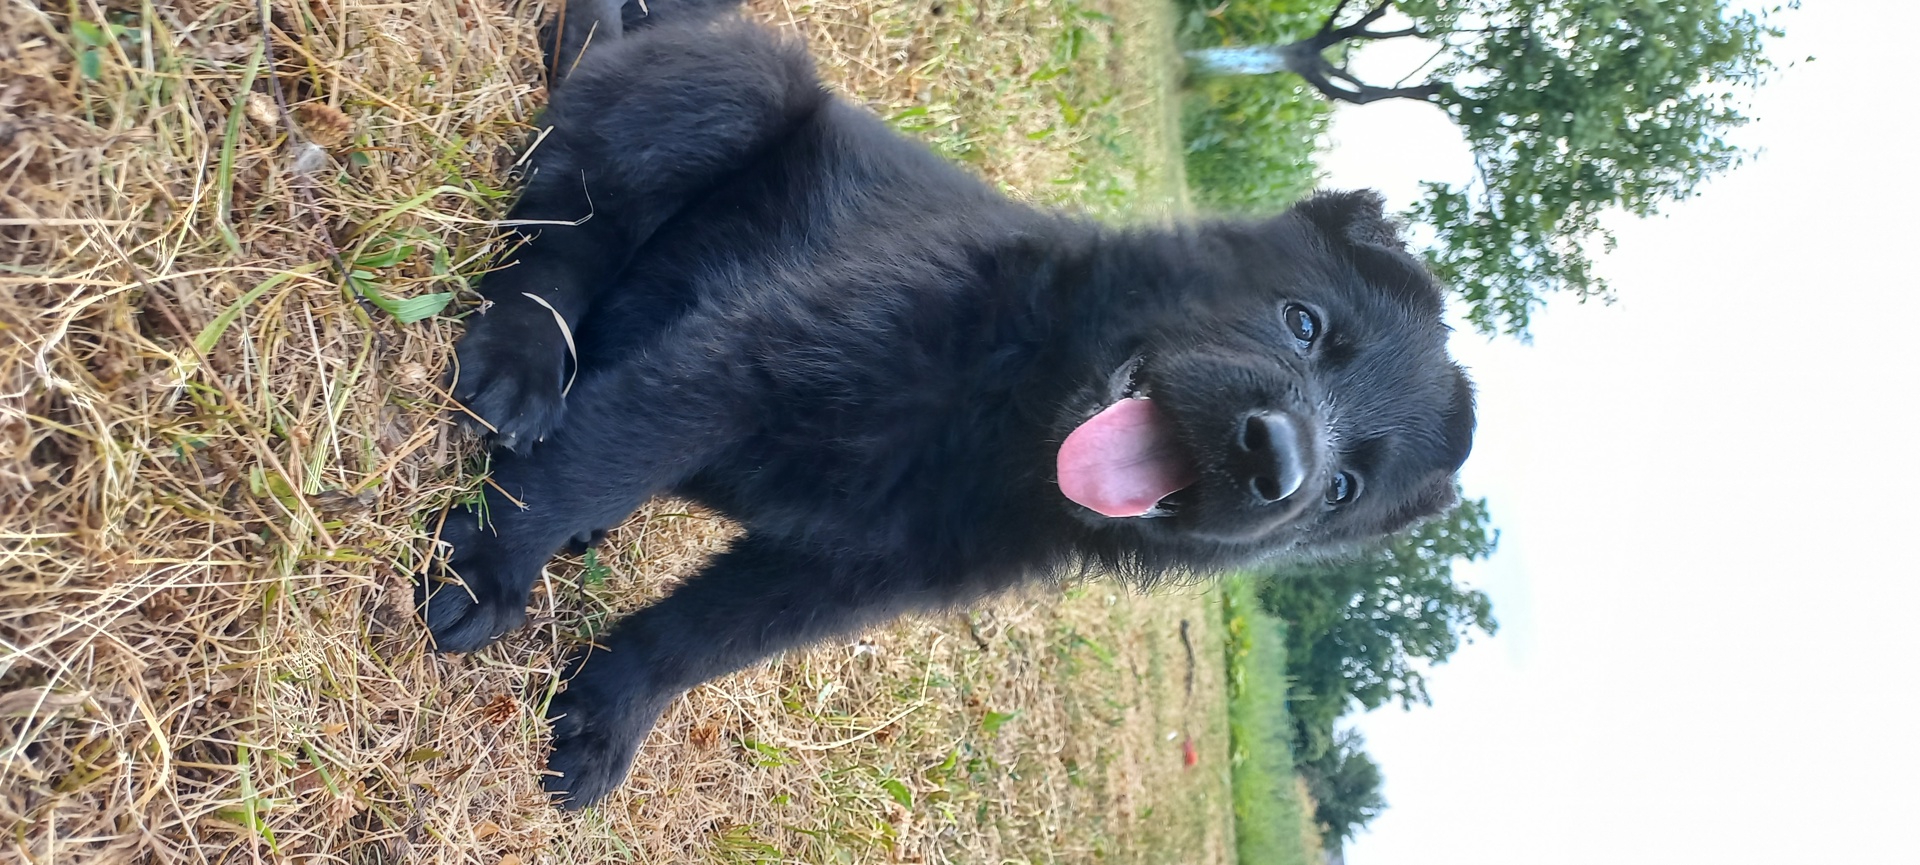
left=692, top=371, right=1040, bottom=556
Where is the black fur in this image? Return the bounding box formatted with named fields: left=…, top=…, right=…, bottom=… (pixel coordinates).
left=428, top=1, right=1475, bottom=809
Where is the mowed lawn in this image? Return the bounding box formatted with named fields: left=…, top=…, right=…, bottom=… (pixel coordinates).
left=1, top=0, right=1242, bottom=861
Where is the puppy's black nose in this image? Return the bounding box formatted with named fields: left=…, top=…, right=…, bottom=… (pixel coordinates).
left=1238, top=412, right=1308, bottom=504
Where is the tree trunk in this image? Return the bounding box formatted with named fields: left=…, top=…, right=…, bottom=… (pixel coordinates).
left=1183, top=0, right=1444, bottom=105
left=1184, top=39, right=1443, bottom=105
left=1184, top=44, right=1295, bottom=77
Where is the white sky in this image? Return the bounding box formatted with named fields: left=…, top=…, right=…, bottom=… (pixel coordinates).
left=1317, top=3, right=1920, bottom=862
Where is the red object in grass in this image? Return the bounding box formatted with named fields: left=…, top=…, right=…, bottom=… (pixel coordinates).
left=1182, top=736, right=1198, bottom=767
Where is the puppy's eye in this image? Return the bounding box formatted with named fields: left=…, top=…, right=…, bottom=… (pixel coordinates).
left=1326, top=471, right=1359, bottom=505
left=1282, top=304, right=1319, bottom=346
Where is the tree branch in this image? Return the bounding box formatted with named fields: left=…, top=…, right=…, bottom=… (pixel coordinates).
left=1184, top=2, right=1447, bottom=103
left=1292, top=50, right=1442, bottom=105
left=1316, top=0, right=1357, bottom=39
left=1322, top=1, right=1394, bottom=46
left=1327, top=64, right=1367, bottom=88
left=1392, top=38, right=1452, bottom=88
left=1352, top=26, right=1420, bottom=40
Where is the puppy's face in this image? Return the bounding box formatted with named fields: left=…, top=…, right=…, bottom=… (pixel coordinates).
left=1054, top=191, right=1475, bottom=565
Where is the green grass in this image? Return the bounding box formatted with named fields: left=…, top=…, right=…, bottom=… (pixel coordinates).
left=1174, top=0, right=1334, bottom=213
left=1222, top=574, right=1324, bottom=865
left=828, top=0, right=1189, bottom=220
left=716, top=584, right=1237, bottom=864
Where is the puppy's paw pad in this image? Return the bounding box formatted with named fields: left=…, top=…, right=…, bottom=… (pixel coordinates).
left=415, top=517, right=537, bottom=653
left=543, top=728, right=640, bottom=810
left=541, top=670, right=668, bottom=809
left=451, top=308, right=571, bottom=451
left=417, top=580, right=527, bottom=653
left=566, top=527, right=610, bottom=554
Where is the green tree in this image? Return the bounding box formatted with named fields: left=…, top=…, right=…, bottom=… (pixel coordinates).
left=1300, top=728, right=1388, bottom=844
left=1258, top=495, right=1498, bottom=760
left=1185, top=0, right=1789, bottom=335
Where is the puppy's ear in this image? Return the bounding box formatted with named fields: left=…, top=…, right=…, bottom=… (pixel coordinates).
left=1440, top=363, right=1476, bottom=475
left=1296, top=189, right=1403, bottom=250
left=1294, top=189, right=1446, bottom=312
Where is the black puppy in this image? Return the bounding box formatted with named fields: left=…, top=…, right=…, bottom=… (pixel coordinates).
left=425, top=0, right=1475, bottom=808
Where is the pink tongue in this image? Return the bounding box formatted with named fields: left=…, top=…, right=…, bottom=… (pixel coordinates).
left=1057, top=398, right=1197, bottom=517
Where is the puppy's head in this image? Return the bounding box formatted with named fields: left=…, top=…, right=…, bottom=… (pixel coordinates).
left=1055, top=190, right=1476, bottom=569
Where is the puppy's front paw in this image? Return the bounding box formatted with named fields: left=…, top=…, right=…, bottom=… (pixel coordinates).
left=416, top=516, right=540, bottom=653
left=451, top=301, right=571, bottom=453
left=543, top=649, right=673, bottom=809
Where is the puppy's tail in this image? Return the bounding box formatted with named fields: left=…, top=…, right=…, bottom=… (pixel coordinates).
left=543, top=0, right=746, bottom=85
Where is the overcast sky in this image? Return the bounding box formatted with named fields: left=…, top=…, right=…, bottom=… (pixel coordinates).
left=1317, top=3, right=1920, bottom=862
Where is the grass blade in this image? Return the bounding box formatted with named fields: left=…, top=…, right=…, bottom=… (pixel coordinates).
left=214, top=44, right=264, bottom=255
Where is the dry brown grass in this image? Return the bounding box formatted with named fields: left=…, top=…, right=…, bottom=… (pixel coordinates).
left=0, top=0, right=1209, bottom=860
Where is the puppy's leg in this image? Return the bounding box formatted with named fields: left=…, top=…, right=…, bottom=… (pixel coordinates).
left=542, top=536, right=963, bottom=808
left=454, top=22, right=826, bottom=451
left=425, top=313, right=765, bottom=652
left=542, top=0, right=626, bottom=83
left=543, top=0, right=749, bottom=80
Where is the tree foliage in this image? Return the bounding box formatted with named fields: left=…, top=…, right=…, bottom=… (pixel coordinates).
left=1186, top=0, right=1790, bottom=335
left=1300, top=728, right=1388, bottom=844
left=1256, top=495, right=1499, bottom=760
